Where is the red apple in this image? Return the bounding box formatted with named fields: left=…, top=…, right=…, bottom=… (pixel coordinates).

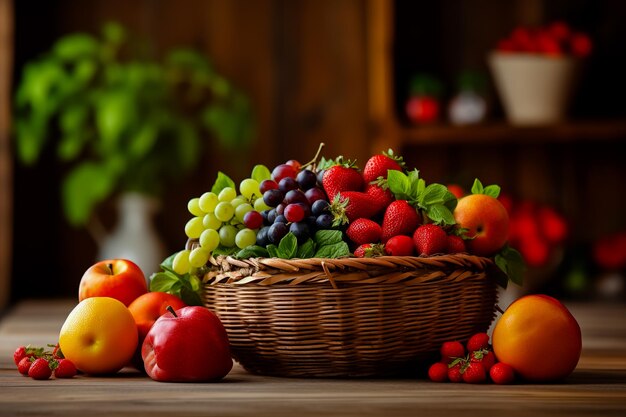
left=142, top=306, right=232, bottom=382
left=78, top=259, right=148, bottom=307
left=453, top=194, right=510, bottom=256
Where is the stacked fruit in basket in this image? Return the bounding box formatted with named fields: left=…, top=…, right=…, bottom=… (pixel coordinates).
left=156, top=146, right=523, bottom=292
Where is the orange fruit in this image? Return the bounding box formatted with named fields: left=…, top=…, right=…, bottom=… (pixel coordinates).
left=492, top=294, right=581, bottom=381
left=453, top=194, right=509, bottom=256
left=59, top=297, right=138, bottom=375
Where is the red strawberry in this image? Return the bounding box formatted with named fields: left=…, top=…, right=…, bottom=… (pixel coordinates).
left=447, top=363, right=463, bottom=383
left=413, top=224, right=448, bottom=256
left=18, top=357, right=32, bottom=376
left=570, top=32, right=592, bottom=57
left=385, top=235, right=415, bottom=256
left=447, top=184, right=465, bottom=199
left=346, top=218, right=382, bottom=246
left=440, top=341, right=465, bottom=364
left=365, top=184, right=394, bottom=213
left=490, top=362, right=516, bottom=384
left=14, top=346, right=28, bottom=366
left=466, top=332, right=490, bottom=352
left=471, top=350, right=496, bottom=373
left=462, top=361, right=486, bottom=383
left=322, top=165, right=364, bottom=200
left=28, top=358, right=52, bottom=380
left=54, top=359, right=77, bottom=379
left=428, top=362, right=448, bottom=383
left=362, top=151, right=403, bottom=183
left=447, top=235, right=466, bottom=254
left=331, top=192, right=380, bottom=224
left=380, top=200, right=421, bottom=243
left=353, top=243, right=385, bottom=258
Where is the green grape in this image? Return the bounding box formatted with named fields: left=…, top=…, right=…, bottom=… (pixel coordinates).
left=172, top=250, right=191, bottom=274
left=218, top=187, right=237, bottom=202
left=199, top=228, right=220, bottom=252
left=240, top=178, right=261, bottom=200
left=203, top=212, right=222, bottom=230
left=235, top=228, right=257, bottom=249
left=235, top=203, right=254, bottom=222
left=254, top=197, right=272, bottom=212
left=230, top=197, right=247, bottom=209
left=199, top=192, right=219, bottom=213
left=187, top=198, right=204, bottom=217
left=214, top=201, right=235, bottom=222
left=184, top=216, right=205, bottom=239
left=219, top=224, right=237, bottom=247
left=189, top=247, right=210, bottom=268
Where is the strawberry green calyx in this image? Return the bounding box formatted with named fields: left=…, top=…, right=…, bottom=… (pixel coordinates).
left=355, top=243, right=385, bottom=258
left=329, top=193, right=350, bottom=227
left=386, top=169, right=457, bottom=226
left=382, top=148, right=406, bottom=169
left=318, top=155, right=359, bottom=171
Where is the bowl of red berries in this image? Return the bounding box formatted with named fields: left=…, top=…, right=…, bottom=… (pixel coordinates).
left=488, top=21, right=592, bottom=126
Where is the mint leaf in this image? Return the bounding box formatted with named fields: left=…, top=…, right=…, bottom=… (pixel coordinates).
left=266, top=245, right=280, bottom=258
left=235, top=245, right=269, bottom=259
left=421, top=183, right=450, bottom=206
left=483, top=185, right=501, bottom=198
left=425, top=203, right=456, bottom=225
left=297, top=239, right=316, bottom=258
left=278, top=233, right=298, bottom=259
left=495, top=245, right=525, bottom=286
left=314, top=241, right=349, bottom=258
left=387, top=169, right=410, bottom=199
left=149, top=269, right=204, bottom=306
left=251, top=164, right=271, bottom=182
left=149, top=271, right=179, bottom=292
left=211, top=171, right=236, bottom=194
left=159, top=252, right=178, bottom=274
left=314, top=229, right=343, bottom=246
left=212, top=245, right=239, bottom=256
left=471, top=178, right=484, bottom=195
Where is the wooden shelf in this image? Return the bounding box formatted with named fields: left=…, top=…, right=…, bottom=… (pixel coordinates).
left=395, top=119, right=626, bottom=146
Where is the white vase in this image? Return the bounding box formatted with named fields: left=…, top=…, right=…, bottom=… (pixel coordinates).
left=97, top=192, right=166, bottom=282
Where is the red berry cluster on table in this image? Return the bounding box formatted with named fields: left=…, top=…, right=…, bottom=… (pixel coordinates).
left=496, top=21, right=592, bottom=58
left=166, top=145, right=523, bottom=286
left=13, top=344, right=77, bottom=380
left=428, top=333, right=515, bottom=384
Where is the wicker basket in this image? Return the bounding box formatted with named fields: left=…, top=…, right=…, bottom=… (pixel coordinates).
left=202, top=254, right=499, bottom=378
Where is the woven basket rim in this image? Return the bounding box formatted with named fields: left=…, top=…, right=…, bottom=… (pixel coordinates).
left=203, top=253, right=497, bottom=287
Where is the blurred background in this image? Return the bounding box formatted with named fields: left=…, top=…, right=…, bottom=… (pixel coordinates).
left=1, top=0, right=626, bottom=310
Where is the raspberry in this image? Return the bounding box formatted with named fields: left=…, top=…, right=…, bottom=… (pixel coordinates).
left=447, top=363, right=463, bottom=383
left=28, top=358, right=52, bottom=380
left=54, top=359, right=77, bottom=379
left=427, top=362, right=448, bottom=382
left=440, top=341, right=465, bottom=363
left=462, top=361, right=487, bottom=384
left=490, top=362, right=516, bottom=384
left=18, top=357, right=33, bottom=376
left=470, top=349, right=496, bottom=373
left=466, top=332, right=490, bottom=352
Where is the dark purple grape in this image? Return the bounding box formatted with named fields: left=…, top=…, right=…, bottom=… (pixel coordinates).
left=305, top=187, right=327, bottom=205
left=263, top=189, right=284, bottom=207
left=284, top=189, right=308, bottom=205
left=311, top=199, right=330, bottom=216
left=256, top=226, right=270, bottom=246
left=316, top=213, right=334, bottom=229
left=274, top=214, right=288, bottom=224
left=296, top=169, right=317, bottom=190
left=316, top=169, right=325, bottom=185
left=268, top=222, right=288, bottom=243
left=261, top=209, right=270, bottom=224
left=289, top=222, right=310, bottom=244
left=305, top=215, right=317, bottom=229
left=278, top=177, right=298, bottom=193
left=267, top=208, right=277, bottom=224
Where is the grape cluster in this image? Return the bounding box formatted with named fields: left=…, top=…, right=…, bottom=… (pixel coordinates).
left=174, top=179, right=266, bottom=275
left=256, top=161, right=332, bottom=246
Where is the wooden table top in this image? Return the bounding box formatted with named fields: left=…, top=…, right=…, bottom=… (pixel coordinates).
left=1, top=299, right=625, bottom=417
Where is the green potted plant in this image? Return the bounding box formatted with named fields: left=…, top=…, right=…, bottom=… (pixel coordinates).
left=13, top=22, right=254, bottom=273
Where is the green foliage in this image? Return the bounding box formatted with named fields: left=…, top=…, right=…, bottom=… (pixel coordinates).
left=14, top=22, right=254, bottom=226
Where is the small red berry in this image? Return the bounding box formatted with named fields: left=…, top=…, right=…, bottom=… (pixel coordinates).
left=462, top=361, right=487, bottom=384
left=490, top=362, right=516, bottom=385
left=440, top=341, right=465, bottom=363
left=13, top=346, right=28, bottom=366
left=385, top=235, right=415, bottom=256
left=18, top=357, right=33, bottom=376
left=428, top=362, right=448, bottom=383
left=447, top=363, right=463, bottom=383
left=467, top=332, right=490, bottom=352
left=471, top=350, right=496, bottom=373
left=28, top=358, right=52, bottom=380
left=54, top=359, right=77, bottom=379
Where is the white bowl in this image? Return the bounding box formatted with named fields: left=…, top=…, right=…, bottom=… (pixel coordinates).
left=488, top=52, right=582, bottom=126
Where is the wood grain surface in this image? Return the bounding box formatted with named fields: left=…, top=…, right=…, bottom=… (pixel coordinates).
left=1, top=299, right=625, bottom=417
